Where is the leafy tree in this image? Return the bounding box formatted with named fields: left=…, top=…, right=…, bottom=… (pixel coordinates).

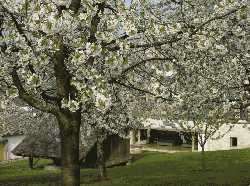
left=137, top=0, right=248, bottom=172
left=165, top=96, right=239, bottom=172
left=80, top=84, right=142, bottom=181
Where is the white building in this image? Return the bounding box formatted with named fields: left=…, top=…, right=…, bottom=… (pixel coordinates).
left=198, top=120, right=250, bottom=151
left=130, top=118, right=250, bottom=152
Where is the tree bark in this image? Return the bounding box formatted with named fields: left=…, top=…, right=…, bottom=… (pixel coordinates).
left=202, top=145, right=205, bottom=172
left=192, top=134, right=195, bottom=152
left=58, top=115, right=81, bottom=186
left=97, top=135, right=107, bottom=181
left=29, top=156, right=33, bottom=170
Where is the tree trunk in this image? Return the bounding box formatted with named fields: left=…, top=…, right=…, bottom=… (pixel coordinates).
left=59, top=117, right=81, bottom=186
left=97, top=135, right=107, bottom=181
left=29, top=156, right=33, bottom=170
left=202, top=145, right=205, bottom=172
left=192, top=134, right=195, bottom=152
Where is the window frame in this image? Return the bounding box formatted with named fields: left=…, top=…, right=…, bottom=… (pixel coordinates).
left=230, top=137, right=237, bottom=147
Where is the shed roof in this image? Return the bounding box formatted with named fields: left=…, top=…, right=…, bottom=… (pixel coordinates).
left=11, top=131, right=97, bottom=161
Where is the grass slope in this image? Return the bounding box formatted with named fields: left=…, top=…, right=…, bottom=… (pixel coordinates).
left=1, top=148, right=250, bottom=185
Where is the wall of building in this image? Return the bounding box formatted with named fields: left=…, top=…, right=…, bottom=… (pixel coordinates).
left=5, top=134, right=27, bottom=160
left=201, top=124, right=250, bottom=151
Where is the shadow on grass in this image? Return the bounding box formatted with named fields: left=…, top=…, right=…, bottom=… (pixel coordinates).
left=130, top=151, right=160, bottom=163
left=0, top=175, right=61, bottom=186
left=190, top=169, right=215, bottom=173
left=80, top=176, right=115, bottom=185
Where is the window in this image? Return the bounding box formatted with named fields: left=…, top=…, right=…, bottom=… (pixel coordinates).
left=230, top=137, right=237, bottom=147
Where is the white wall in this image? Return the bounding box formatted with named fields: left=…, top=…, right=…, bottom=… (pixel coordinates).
left=5, top=134, right=27, bottom=160
left=207, top=123, right=250, bottom=151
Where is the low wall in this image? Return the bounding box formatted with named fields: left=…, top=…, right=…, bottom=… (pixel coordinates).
left=44, top=164, right=61, bottom=170
left=0, top=157, right=29, bottom=165
left=130, top=145, right=144, bottom=154
left=44, top=164, right=94, bottom=170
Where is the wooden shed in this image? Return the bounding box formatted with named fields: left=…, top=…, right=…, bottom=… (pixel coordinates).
left=11, top=131, right=130, bottom=169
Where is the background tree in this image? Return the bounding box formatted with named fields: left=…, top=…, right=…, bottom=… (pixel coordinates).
left=79, top=83, right=143, bottom=181
left=137, top=0, right=248, bottom=172
left=165, top=94, right=239, bottom=172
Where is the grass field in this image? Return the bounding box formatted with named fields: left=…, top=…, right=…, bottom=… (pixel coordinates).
left=1, top=148, right=250, bottom=185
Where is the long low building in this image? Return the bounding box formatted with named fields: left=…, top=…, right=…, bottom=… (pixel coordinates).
left=130, top=118, right=250, bottom=152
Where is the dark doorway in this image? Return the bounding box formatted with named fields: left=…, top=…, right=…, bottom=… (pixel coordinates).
left=148, top=129, right=198, bottom=148
left=149, top=130, right=160, bottom=143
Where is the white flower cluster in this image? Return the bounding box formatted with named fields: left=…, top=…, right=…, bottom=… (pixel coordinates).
left=107, top=16, right=120, bottom=29
left=85, top=42, right=102, bottom=56
left=61, top=94, right=80, bottom=112
left=53, top=0, right=72, bottom=7
left=79, top=13, right=88, bottom=20
left=95, top=31, right=115, bottom=43
left=121, top=17, right=138, bottom=37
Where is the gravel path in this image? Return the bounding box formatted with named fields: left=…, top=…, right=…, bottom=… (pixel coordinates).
left=142, top=148, right=190, bottom=153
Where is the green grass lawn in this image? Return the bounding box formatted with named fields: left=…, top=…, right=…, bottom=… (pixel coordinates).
left=1, top=148, right=250, bottom=185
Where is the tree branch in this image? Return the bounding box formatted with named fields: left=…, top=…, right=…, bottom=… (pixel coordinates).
left=112, top=79, right=171, bottom=101
left=102, top=34, right=129, bottom=47
left=121, top=57, right=174, bottom=76
left=10, top=66, right=59, bottom=115
left=104, top=4, right=118, bottom=14
left=41, top=91, right=61, bottom=103
left=104, top=5, right=245, bottom=52
left=0, top=2, right=37, bottom=74
left=104, top=38, right=181, bottom=51
left=69, top=0, right=81, bottom=14
left=0, top=3, right=32, bottom=48
left=190, top=5, right=246, bottom=36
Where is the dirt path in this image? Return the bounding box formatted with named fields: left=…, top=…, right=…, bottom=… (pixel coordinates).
left=142, top=147, right=191, bottom=153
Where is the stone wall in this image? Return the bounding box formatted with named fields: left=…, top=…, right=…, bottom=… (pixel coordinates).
left=130, top=145, right=143, bottom=154
left=0, top=157, right=29, bottom=165
left=44, top=164, right=87, bottom=170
